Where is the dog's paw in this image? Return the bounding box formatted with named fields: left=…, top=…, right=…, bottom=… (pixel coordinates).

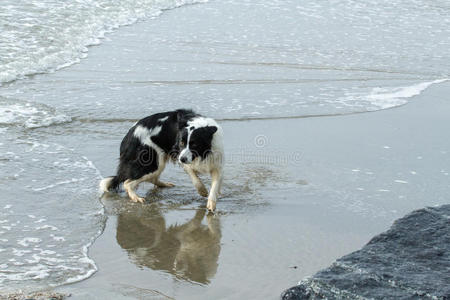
left=206, top=200, right=216, bottom=212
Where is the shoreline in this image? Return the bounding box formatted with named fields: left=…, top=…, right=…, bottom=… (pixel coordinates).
left=1, top=0, right=449, bottom=298
left=57, top=78, right=450, bottom=299
left=0, top=0, right=209, bottom=87
left=282, top=204, right=450, bottom=299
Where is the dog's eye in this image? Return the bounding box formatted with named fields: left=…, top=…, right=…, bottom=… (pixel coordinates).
left=180, top=141, right=185, bottom=147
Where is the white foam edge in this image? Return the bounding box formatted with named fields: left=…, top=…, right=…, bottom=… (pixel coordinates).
left=367, top=78, right=449, bottom=109
left=53, top=156, right=106, bottom=287
left=58, top=226, right=104, bottom=286
left=0, top=0, right=209, bottom=85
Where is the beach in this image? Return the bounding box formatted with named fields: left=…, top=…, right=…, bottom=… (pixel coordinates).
left=0, top=0, right=449, bottom=299
left=54, top=81, right=450, bottom=299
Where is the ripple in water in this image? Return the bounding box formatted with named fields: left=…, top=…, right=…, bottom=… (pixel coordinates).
left=0, top=134, right=105, bottom=292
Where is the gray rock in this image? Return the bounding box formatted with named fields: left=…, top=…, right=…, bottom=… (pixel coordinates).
left=282, top=205, right=450, bottom=300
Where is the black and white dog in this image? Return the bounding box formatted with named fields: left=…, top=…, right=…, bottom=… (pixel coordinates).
left=99, top=109, right=224, bottom=211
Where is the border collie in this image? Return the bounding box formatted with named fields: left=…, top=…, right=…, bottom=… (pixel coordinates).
left=99, top=109, right=224, bottom=211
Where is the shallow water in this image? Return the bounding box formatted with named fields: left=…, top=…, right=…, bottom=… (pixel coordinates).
left=0, top=125, right=104, bottom=291
left=0, top=0, right=207, bottom=84
left=0, top=0, right=449, bottom=295
left=1, top=0, right=449, bottom=121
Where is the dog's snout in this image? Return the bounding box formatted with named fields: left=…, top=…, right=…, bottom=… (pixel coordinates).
left=180, top=156, right=187, bottom=163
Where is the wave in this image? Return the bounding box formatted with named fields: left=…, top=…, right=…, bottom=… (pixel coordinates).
left=365, top=79, right=449, bottom=110
left=55, top=78, right=446, bottom=125
left=0, top=79, right=445, bottom=132
left=0, top=98, right=72, bottom=129
left=337, top=79, right=449, bottom=111
left=0, top=0, right=208, bottom=85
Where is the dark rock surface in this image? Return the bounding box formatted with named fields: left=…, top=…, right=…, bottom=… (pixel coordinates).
left=282, top=205, right=450, bottom=299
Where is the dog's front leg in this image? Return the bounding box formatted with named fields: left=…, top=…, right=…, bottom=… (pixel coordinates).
left=184, top=166, right=208, bottom=197
left=207, top=169, right=221, bottom=212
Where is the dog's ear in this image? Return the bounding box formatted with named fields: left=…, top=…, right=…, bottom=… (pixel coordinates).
left=176, top=109, right=188, bottom=130
left=190, top=126, right=217, bottom=142
left=205, top=126, right=217, bottom=136
left=176, top=110, right=183, bottom=122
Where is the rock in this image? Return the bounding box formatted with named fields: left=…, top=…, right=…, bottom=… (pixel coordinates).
left=282, top=205, right=450, bottom=299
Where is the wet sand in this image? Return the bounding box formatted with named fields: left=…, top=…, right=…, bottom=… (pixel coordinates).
left=55, top=79, right=450, bottom=300
left=46, top=2, right=450, bottom=299
left=2, top=1, right=448, bottom=299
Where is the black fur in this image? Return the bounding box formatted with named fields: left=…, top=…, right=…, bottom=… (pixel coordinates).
left=104, top=109, right=201, bottom=191
left=184, top=126, right=218, bottom=160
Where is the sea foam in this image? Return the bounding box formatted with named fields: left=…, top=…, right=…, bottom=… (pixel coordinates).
left=366, top=79, right=449, bottom=109
left=0, top=99, right=72, bottom=129
left=0, top=0, right=208, bottom=85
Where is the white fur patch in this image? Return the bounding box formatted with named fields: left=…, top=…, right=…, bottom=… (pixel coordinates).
left=187, top=117, right=218, bottom=129
left=179, top=147, right=193, bottom=163
left=99, top=177, right=113, bottom=192
left=133, top=125, right=162, bottom=146
left=133, top=125, right=167, bottom=171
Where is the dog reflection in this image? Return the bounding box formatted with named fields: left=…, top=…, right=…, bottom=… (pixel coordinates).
left=116, top=208, right=221, bottom=284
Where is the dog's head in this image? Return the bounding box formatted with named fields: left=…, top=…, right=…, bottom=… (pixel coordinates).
left=178, top=125, right=217, bottom=164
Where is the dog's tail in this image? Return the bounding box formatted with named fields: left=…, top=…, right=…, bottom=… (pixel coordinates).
left=99, top=176, right=121, bottom=193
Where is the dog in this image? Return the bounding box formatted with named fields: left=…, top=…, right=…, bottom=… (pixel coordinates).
left=99, top=109, right=224, bottom=211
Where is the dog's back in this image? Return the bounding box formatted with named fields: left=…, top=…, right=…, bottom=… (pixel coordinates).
left=100, top=110, right=181, bottom=193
